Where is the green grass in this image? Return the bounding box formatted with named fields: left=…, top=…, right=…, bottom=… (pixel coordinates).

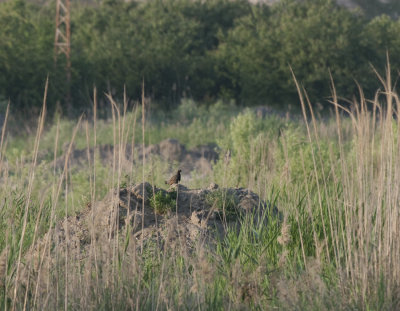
left=149, top=190, right=177, bottom=215
left=1, top=74, right=400, bottom=309
left=205, top=189, right=240, bottom=221
left=5, top=99, right=239, bottom=162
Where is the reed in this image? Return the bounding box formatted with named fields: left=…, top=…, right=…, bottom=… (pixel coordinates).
left=1, top=67, right=400, bottom=309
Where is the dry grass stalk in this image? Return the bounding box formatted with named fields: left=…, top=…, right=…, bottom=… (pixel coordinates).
left=0, top=246, right=8, bottom=288
left=12, top=78, right=48, bottom=311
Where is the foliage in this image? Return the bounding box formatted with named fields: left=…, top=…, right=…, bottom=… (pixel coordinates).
left=0, top=0, right=54, bottom=111
left=70, top=0, right=249, bottom=110
left=3, top=38, right=400, bottom=308
left=149, top=190, right=177, bottom=215
left=214, top=110, right=288, bottom=187
left=1, top=0, right=400, bottom=113
left=2, top=84, right=400, bottom=308
left=206, top=189, right=239, bottom=220
left=352, top=0, right=400, bottom=20
left=218, top=0, right=374, bottom=104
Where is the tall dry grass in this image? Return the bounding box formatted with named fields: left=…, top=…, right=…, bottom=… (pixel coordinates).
left=288, top=59, right=400, bottom=308
left=1, top=64, right=400, bottom=309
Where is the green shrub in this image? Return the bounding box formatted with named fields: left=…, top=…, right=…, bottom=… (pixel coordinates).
left=206, top=189, right=239, bottom=221
left=2, top=0, right=400, bottom=113
left=149, top=191, right=177, bottom=215
left=214, top=110, right=288, bottom=188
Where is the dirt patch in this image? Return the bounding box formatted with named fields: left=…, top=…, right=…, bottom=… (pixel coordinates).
left=51, top=138, right=219, bottom=176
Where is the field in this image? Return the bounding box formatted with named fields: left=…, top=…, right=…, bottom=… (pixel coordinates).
left=1, top=69, right=400, bottom=310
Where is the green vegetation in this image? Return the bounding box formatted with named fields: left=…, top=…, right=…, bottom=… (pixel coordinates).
left=2, top=0, right=400, bottom=306
left=1, top=0, right=400, bottom=114
left=206, top=189, right=239, bottom=220
left=352, top=0, right=400, bottom=19
left=1, top=65, right=400, bottom=308
left=149, top=190, right=177, bottom=215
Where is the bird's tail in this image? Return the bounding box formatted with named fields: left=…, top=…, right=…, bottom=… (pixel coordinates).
left=164, top=181, right=168, bottom=185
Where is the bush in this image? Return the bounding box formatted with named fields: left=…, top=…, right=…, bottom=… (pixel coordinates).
left=149, top=190, right=177, bottom=215
left=214, top=110, right=287, bottom=187
left=1, top=0, right=400, bottom=113
left=218, top=0, right=378, bottom=104
left=206, top=189, right=239, bottom=221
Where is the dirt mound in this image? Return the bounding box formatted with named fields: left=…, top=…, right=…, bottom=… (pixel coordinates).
left=52, top=138, right=218, bottom=176
left=19, top=182, right=277, bottom=295
left=53, top=182, right=275, bottom=252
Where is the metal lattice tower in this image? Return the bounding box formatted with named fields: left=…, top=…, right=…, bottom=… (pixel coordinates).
left=54, top=0, right=71, bottom=106
left=54, top=0, right=71, bottom=65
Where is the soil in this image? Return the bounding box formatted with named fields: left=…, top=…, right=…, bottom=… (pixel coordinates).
left=20, top=182, right=278, bottom=295
left=51, top=138, right=219, bottom=177
left=54, top=181, right=276, bottom=254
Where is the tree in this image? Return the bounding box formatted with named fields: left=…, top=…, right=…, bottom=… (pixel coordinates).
left=352, top=0, right=400, bottom=20
left=218, top=0, right=379, bottom=105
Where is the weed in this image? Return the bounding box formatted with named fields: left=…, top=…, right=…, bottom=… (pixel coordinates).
left=3, top=69, right=400, bottom=309
left=149, top=190, right=177, bottom=215
left=206, top=189, right=240, bottom=221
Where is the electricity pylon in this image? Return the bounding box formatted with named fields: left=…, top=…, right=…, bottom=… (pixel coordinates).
left=54, top=0, right=71, bottom=110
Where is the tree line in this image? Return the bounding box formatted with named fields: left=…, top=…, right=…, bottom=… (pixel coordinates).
left=0, top=0, right=399, bottom=115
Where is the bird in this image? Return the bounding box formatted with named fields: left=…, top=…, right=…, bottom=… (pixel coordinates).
left=165, top=169, right=181, bottom=185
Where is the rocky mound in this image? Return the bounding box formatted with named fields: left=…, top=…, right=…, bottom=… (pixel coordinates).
left=16, top=182, right=278, bottom=299
left=54, top=182, right=276, bottom=254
